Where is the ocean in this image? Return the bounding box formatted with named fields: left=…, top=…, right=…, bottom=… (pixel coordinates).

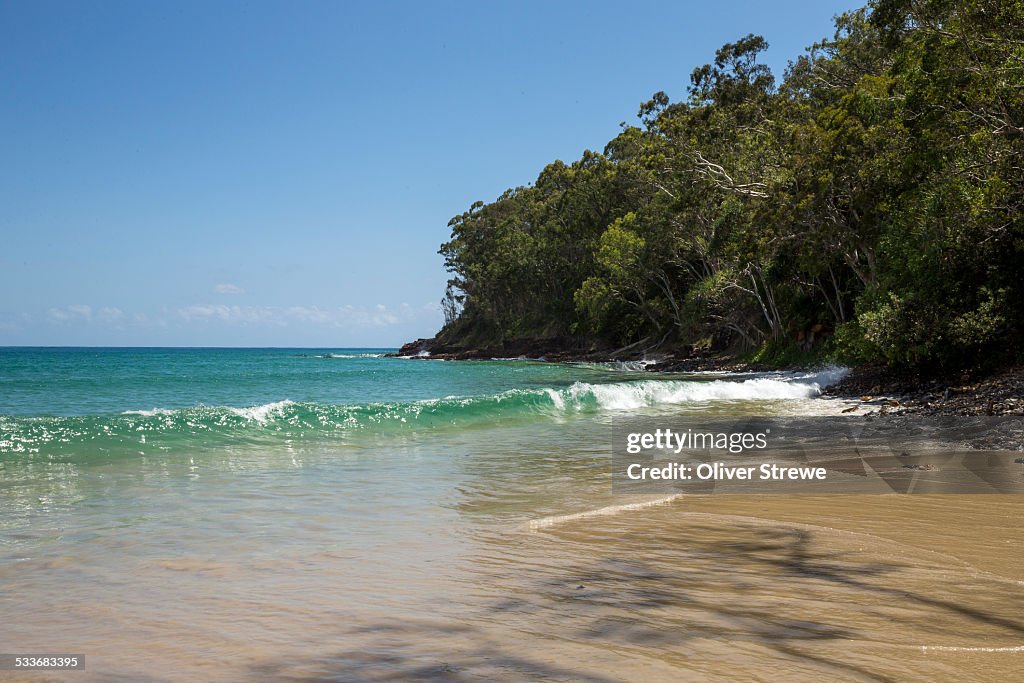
left=2, top=348, right=1022, bottom=681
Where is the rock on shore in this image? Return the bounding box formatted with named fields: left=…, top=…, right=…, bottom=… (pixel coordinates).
left=823, top=364, right=1024, bottom=417
left=392, top=336, right=616, bottom=362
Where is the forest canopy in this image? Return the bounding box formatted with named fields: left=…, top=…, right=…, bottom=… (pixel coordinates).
left=436, top=0, right=1024, bottom=370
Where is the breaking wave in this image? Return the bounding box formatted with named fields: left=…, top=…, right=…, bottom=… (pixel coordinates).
left=1, top=368, right=846, bottom=457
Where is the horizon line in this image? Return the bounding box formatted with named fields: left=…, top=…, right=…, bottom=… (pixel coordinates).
left=0, top=345, right=403, bottom=350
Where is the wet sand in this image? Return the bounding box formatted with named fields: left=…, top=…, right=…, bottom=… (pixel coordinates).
left=9, top=494, right=1022, bottom=682
left=453, top=494, right=1024, bottom=682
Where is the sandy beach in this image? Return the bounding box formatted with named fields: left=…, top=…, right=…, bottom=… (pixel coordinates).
left=10, top=492, right=1022, bottom=682
left=453, top=494, right=1024, bottom=682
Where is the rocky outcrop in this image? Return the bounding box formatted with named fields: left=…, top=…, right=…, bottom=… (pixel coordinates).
left=391, top=336, right=617, bottom=361
left=395, top=338, right=436, bottom=357
left=823, top=364, right=1024, bottom=416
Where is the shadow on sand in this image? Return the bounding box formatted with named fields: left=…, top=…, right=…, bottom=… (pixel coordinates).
left=244, top=514, right=1024, bottom=681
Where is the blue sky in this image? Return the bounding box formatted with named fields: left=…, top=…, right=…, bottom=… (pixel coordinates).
left=0, top=0, right=859, bottom=347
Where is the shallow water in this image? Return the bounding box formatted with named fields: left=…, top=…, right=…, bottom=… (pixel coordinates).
left=1, top=349, right=1020, bottom=681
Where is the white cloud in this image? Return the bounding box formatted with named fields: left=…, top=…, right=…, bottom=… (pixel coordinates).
left=175, top=303, right=434, bottom=328
left=214, top=283, right=245, bottom=295
left=48, top=304, right=93, bottom=323
left=38, top=300, right=443, bottom=333
left=97, top=307, right=124, bottom=322
left=177, top=304, right=279, bottom=325
left=46, top=305, right=127, bottom=327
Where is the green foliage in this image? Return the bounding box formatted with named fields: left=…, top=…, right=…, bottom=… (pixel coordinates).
left=744, top=341, right=829, bottom=369
left=436, top=0, right=1024, bottom=370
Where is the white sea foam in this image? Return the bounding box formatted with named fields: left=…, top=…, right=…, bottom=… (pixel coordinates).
left=791, top=366, right=849, bottom=387
left=543, top=388, right=566, bottom=410
left=227, top=399, right=295, bottom=423
left=528, top=494, right=684, bottom=531
left=122, top=400, right=297, bottom=423
left=546, top=367, right=847, bottom=412
left=616, top=359, right=660, bottom=371
left=570, top=359, right=659, bottom=372
left=122, top=408, right=176, bottom=416
left=920, top=645, right=1024, bottom=652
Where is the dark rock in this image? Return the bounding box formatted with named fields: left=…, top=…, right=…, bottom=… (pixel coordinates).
left=824, top=364, right=1024, bottom=417
left=392, top=336, right=620, bottom=362
left=393, top=338, right=436, bottom=357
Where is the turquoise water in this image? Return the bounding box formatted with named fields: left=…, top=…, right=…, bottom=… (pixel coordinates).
left=1, top=347, right=597, bottom=416
left=0, top=347, right=842, bottom=459
left=1, top=347, right=846, bottom=539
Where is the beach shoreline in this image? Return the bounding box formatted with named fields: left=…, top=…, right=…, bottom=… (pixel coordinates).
left=393, top=337, right=1024, bottom=417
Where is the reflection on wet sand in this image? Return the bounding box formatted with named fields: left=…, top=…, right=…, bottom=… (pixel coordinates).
left=5, top=495, right=1023, bottom=682
left=229, top=496, right=1024, bottom=682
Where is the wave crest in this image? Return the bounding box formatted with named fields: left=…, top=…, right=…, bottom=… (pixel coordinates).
left=2, top=368, right=846, bottom=456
